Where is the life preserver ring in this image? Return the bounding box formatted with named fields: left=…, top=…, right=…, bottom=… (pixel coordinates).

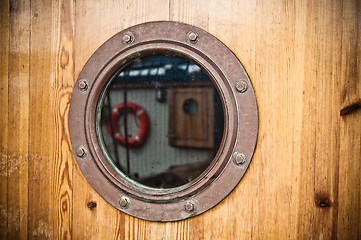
left=107, top=102, right=150, bottom=148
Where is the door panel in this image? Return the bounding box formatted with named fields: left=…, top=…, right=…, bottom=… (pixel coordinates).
left=0, top=0, right=360, bottom=239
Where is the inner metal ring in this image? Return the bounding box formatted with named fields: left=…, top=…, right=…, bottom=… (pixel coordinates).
left=69, top=21, right=258, bottom=221
left=88, top=45, right=236, bottom=201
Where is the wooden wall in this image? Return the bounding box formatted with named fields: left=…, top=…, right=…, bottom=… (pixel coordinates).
left=0, top=0, right=360, bottom=239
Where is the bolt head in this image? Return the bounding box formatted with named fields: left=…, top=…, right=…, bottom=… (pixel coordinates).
left=188, top=32, right=199, bottom=43
left=185, top=201, right=195, bottom=213
left=122, top=33, right=133, bottom=44
left=119, top=197, right=130, bottom=209
left=233, top=152, right=246, bottom=165
left=76, top=146, right=86, bottom=158
left=235, top=80, right=248, bottom=93
left=77, top=79, right=88, bottom=91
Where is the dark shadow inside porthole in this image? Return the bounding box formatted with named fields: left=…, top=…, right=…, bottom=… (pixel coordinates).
left=96, top=53, right=224, bottom=189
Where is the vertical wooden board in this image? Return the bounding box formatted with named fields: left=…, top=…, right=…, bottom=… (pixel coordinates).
left=171, top=0, right=304, bottom=239
left=297, top=0, right=343, bottom=238
left=141, top=220, right=167, bottom=240
left=169, top=0, right=209, bottom=30
left=337, top=1, right=361, bottom=239
left=338, top=112, right=361, bottom=239
left=164, top=220, right=189, bottom=240
left=123, top=217, right=147, bottom=240
left=251, top=1, right=305, bottom=238
left=53, top=0, right=75, bottom=238
left=73, top=0, right=169, bottom=239
left=169, top=3, right=211, bottom=240
left=221, top=1, right=302, bottom=239
left=7, top=0, right=30, bottom=239
left=28, top=1, right=55, bottom=238
left=0, top=1, right=9, bottom=239
left=28, top=0, right=73, bottom=239
left=170, top=1, right=245, bottom=239
left=73, top=0, right=127, bottom=237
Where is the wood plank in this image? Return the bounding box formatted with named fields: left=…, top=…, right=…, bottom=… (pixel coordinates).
left=28, top=0, right=74, bottom=239
left=28, top=0, right=56, bottom=238
left=53, top=0, right=74, bottom=238
left=337, top=0, right=361, bottom=239
left=249, top=1, right=304, bottom=237
left=73, top=0, right=125, bottom=237
left=0, top=1, right=10, bottom=239
left=165, top=220, right=189, bottom=240
left=172, top=1, right=260, bottom=239
left=73, top=0, right=169, bottom=239
left=7, top=0, right=30, bottom=238
left=338, top=112, right=361, bottom=239
left=169, top=2, right=214, bottom=239
left=169, top=0, right=209, bottom=30
left=297, top=1, right=343, bottom=238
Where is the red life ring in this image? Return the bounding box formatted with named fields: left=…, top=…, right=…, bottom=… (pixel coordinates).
left=107, top=102, right=150, bottom=148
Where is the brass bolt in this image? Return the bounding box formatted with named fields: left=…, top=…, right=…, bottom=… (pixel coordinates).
left=77, top=79, right=88, bottom=91
left=122, top=33, right=133, bottom=44
left=184, top=201, right=195, bottom=213
left=188, top=32, right=199, bottom=43
left=76, top=146, right=86, bottom=158
left=235, top=80, right=248, bottom=93
left=233, top=152, right=246, bottom=165
left=119, top=197, right=130, bottom=209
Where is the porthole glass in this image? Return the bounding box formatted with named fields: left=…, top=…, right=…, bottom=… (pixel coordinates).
left=96, top=54, right=224, bottom=188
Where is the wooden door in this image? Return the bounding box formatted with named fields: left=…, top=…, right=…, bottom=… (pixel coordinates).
left=1, top=0, right=360, bottom=239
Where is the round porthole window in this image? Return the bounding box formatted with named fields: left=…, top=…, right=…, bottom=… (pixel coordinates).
left=69, top=21, right=258, bottom=221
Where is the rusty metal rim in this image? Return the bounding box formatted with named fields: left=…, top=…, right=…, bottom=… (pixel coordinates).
left=69, top=21, right=258, bottom=221
left=87, top=43, right=237, bottom=201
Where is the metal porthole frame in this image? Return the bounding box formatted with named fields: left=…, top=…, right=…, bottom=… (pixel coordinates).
left=69, top=21, right=258, bottom=221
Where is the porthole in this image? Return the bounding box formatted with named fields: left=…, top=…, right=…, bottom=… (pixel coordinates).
left=69, top=21, right=258, bottom=221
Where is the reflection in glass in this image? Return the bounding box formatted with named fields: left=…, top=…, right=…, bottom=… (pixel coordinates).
left=96, top=54, right=224, bottom=188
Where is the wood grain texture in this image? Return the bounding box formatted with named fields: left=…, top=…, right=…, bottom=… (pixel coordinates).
left=1, top=0, right=360, bottom=239
left=28, top=0, right=73, bottom=239
left=53, top=0, right=74, bottom=238
left=337, top=1, right=361, bottom=239
left=7, top=0, right=30, bottom=239
left=0, top=1, right=10, bottom=239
